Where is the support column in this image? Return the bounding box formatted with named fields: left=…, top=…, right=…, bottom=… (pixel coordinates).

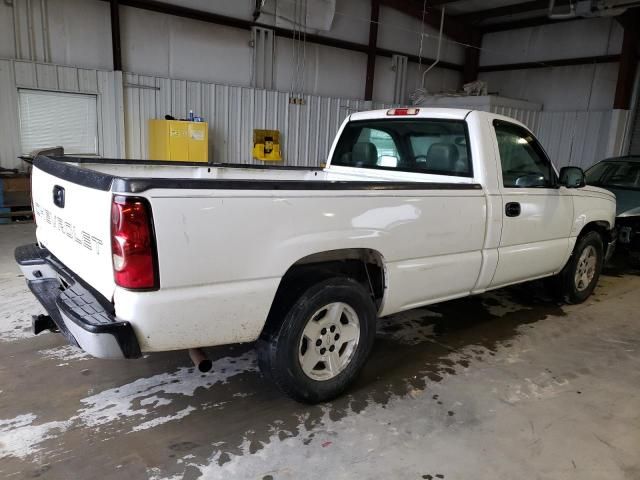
left=364, top=0, right=380, bottom=101
left=613, top=13, right=639, bottom=109
left=110, top=0, right=123, bottom=71
left=463, top=30, right=482, bottom=84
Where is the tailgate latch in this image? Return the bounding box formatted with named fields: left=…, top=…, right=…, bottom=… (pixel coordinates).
left=53, top=185, right=65, bottom=208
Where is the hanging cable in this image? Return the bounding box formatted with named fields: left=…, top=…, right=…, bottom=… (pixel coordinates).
left=300, top=0, right=308, bottom=97
left=269, top=0, right=600, bottom=71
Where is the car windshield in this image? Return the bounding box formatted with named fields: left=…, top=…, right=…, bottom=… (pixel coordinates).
left=586, top=160, right=640, bottom=190
left=331, top=119, right=473, bottom=177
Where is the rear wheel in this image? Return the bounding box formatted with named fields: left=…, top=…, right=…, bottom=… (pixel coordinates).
left=257, top=277, right=377, bottom=403
left=557, top=231, right=604, bottom=304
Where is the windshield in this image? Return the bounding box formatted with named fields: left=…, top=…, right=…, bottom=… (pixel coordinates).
left=331, top=119, right=473, bottom=177
left=586, top=160, right=640, bottom=190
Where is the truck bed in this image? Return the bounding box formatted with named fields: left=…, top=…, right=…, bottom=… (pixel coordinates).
left=36, top=156, right=480, bottom=194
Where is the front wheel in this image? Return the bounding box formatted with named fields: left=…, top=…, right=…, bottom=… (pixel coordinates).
left=557, top=231, right=604, bottom=304
left=257, top=277, right=377, bottom=403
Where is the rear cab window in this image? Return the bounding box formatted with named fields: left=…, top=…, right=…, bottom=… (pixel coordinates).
left=331, top=119, right=473, bottom=177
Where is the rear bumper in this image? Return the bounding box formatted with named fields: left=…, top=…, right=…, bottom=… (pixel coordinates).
left=15, top=244, right=141, bottom=359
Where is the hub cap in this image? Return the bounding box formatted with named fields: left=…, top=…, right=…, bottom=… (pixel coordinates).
left=298, top=302, right=360, bottom=381
left=575, top=245, right=597, bottom=292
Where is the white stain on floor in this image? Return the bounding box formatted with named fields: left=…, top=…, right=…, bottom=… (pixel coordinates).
left=38, top=345, right=91, bottom=362
left=0, top=351, right=258, bottom=461
left=77, top=351, right=258, bottom=430
left=132, top=406, right=196, bottom=432
left=150, top=339, right=579, bottom=480
left=0, top=274, right=45, bottom=342
left=0, top=414, right=71, bottom=461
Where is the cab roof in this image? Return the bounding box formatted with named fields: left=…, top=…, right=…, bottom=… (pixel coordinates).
left=349, top=108, right=472, bottom=122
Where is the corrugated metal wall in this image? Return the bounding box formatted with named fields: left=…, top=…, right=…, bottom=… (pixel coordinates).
left=0, top=60, right=125, bottom=170
left=488, top=107, right=613, bottom=169
left=530, top=110, right=613, bottom=170
left=123, top=73, right=390, bottom=166
left=469, top=104, right=613, bottom=170
left=0, top=61, right=622, bottom=172
left=420, top=97, right=615, bottom=169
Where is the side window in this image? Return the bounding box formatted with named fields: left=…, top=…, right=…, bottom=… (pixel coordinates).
left=357, top=128, right=400, bottom=167
left=494, top=121, right=556, bottom=188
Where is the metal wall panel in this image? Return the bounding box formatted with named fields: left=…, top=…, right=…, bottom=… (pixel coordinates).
left=483, top=106, right=611, bottom=169
left=0, top=60, right=21, bottom=170
left=0, top=60, right=124, bottom=170
left=123, top=72, right=390, bottom=166
left=0, top=61, right=619, bottom=173
left=530, top=110, right=612, bottom=169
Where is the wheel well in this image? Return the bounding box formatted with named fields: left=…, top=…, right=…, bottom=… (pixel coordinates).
left=261, top=249, right=386, bottom=337
left=578, top=221, right=611, bottom=253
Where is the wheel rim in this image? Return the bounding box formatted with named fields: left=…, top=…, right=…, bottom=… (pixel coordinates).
left=298, top=302, right=361, bottom=381
left=574, top=245, right=598, bottom=292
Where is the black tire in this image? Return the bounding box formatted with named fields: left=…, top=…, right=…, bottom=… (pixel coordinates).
left=256, top=277, right=377, bottom=403
left=557, top=231, right=604, bottom=304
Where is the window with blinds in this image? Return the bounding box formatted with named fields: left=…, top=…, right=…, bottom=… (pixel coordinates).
left=18, top=89, right=99, bottom=155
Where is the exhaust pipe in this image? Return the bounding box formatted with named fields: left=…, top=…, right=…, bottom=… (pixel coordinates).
left=188, top=348, right=212, bottom=373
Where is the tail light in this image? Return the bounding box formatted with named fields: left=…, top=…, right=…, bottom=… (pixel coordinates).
left=387, top=108, right=419, bottom=116
left=111, top=195, right=158, bottom=290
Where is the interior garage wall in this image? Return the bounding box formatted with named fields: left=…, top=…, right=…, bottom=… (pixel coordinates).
left=0, top=60, right=125, bottom=171
left=119, top=1, right=463, bottom=102
left=478, top=17, right=623, bottom=111
left=123, top=72, right=389, bottom=165
left=0, top=0, right=466, bottom=169
left=475, top=17, right=630, bottom=168
left=424, top=96, right=616, bottom=170
left=491, top=108, right=615, bottom=169
left=534, top=110, right=616, bottom=169
left=0, top=0, right=462, bottom=102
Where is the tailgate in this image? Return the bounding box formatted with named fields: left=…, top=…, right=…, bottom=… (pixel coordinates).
left=31, top=162, right=116, bottom=300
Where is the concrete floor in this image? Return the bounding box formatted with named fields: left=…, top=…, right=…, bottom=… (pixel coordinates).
left=1, top=223, right=639, bottom=480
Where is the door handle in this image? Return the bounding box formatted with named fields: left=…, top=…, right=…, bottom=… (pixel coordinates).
left=505, top=202, right=521, bottom=217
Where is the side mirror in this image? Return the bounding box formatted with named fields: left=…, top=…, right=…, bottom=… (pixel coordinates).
left=559, top=166, right=585, bottom=188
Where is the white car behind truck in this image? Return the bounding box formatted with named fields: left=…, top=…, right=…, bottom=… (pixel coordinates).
left=16, top=108, right=616, bottom=402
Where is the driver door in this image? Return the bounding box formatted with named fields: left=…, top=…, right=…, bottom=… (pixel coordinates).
left=490, top=120, right=573, bottom=288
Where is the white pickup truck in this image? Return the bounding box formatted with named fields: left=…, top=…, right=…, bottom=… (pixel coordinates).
left=17, top=108, right=616, bottom=403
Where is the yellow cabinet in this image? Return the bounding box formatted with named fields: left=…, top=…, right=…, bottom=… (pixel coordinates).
left=148, top=120, right=209, bottom=163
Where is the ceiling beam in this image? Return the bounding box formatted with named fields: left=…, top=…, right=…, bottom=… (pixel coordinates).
left=378, top=0, right=476, bottom=45
left=454, top=1, right=572, bottom=24
left=481, top=15, right=581, bottom=33
left=417, top=0, right=462, bottom=5
left=96, top=0, right=464, bottom=71
left=478, top=54, right=620, bottom=72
